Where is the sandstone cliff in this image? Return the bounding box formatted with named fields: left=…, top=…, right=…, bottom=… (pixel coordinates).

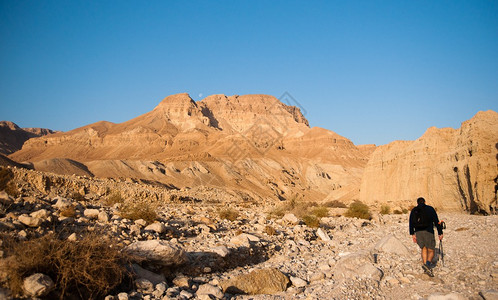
left=359, top=110, right=498, bottom=214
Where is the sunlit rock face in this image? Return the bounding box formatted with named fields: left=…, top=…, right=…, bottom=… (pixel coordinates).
left=359, top=110, right=498, bottom=214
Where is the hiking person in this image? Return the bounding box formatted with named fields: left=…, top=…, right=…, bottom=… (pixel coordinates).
left=409, top=197, right=443, bottom=277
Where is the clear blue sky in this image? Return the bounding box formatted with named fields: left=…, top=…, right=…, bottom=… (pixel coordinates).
left=1, top=1, right=497, bottom=145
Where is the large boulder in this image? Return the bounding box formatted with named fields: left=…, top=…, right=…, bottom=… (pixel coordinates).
left=125, top=240, right=186, bottom=266
left=333, top=251, right=383, bottom=282
left=220, top=268, right=290, bottom=295
left=373, top=234, right=410, bottom=257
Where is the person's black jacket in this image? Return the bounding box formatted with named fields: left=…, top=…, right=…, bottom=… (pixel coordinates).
left=409, top=203, right=443, bottom=235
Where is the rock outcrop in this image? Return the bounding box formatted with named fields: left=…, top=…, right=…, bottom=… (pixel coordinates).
left=0, top=121, right=55, bottom=155
left=359, top=110, right=498, bottom=214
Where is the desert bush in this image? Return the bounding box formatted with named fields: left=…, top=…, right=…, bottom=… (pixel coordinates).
left=119, top=201, right=158, bottom=224
left=59, top=205, right=77, bottom=218
left=344, top=201, right=372, bottom=220
left=380, top=204, right=391, bottom=215
left=218, top=208, right=239, bottom=221
left=103, top=192, right=124, bottom=206
left=323, top=200, right=347, bottom=208
left=302, top=215, right=320, bottom=228
left=311, top=206, right=329, bottom=218
left=264, top=225, right=276, bottom=236
left=72, top=192, right=85, bottom=202
left=402, top=208, right=409, bottom=214
left=393, top=209, right=403, bottom=214
left=0, top=232, right=131, bottom=299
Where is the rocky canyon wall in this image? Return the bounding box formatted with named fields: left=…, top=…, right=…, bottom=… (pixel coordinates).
left=359, top=110, right=498, bottom=214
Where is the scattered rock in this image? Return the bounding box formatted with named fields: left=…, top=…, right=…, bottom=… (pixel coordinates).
left=220, top=268, right=290, bottom=295
left=23, top=273, right=55, bottom=297
left=125, top=240, right=187, bottom=266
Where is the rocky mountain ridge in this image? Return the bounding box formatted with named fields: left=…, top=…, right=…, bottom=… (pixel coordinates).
left=0, top=121, right=56, bottom=155
left=3, top=94, right=498, bottom=213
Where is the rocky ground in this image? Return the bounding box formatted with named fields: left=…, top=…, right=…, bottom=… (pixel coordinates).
left=0, top=167, right=497, bottom=300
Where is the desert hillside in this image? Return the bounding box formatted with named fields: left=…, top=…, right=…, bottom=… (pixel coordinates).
left=0, top=121, right=56, bottom=155
left=4, top=94, right=498, bottom=213
left=9, top=93, right=371, bottom=204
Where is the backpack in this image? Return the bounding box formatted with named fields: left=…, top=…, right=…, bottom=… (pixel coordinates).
left=411, top=206, right=431, bottom=229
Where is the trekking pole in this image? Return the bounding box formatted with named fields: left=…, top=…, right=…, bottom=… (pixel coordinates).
left=439, top=239, right=444, bottom=267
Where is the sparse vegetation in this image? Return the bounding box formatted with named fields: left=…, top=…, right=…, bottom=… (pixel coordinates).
left=393, top=209, right=403, bottom=214
left=264, top=225, right=276, bottom=235
left=302, top=215, right=320, bottom=228
left=218, top=208, right=240, bottom=221
left=103, top=192, right=124, bottom=206
left=344, top=200, right=372, bottom=220
left=311, top=206, right=329, bottom=218
left=323, top=200, right=347, bottom=208
left=59, top=205, right=76, bottom=218
left=0, top=232, right=132, bottom=299
left=71, top=192, right=85, bottom=202
left=119, top=201, right=158, bottom=224
left=380, top=204, right=391, bottom=215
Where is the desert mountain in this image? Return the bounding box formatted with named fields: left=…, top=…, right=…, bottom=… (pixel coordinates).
left=0, top=121, right=56, bottom=155
left=9, top=94, right=370, bottom=203
left=6, top=94, right=497, bottom=213
left=359, top=110, right=498, bottom=214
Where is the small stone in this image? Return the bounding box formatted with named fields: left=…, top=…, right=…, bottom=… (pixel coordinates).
left=282, top=213, right=300, bottom=225
left=23, top=273, right=55, bottom=297
left=136, top=278, right=154, bottom=292
left=135, top=219, right=147, bottom=227
left=30, top=209, right=50, bottom=219
left=211, top=246, right=230, bottom=258
left=19, top=215, right=43, bottom=227
left=196, top=283, right=224, bottom=299
left=316, top=228, right=331, bottom=241
left=98, top=211, right=109, bottom=222
left=83, top=209, right=99, bottom=219
left=172, top=275, right=190, bottom=288
left=179, top=290, right=193, bottom=299
left=117, top=292, right=129, bottom=300
left=145, top=222, right=166, bottom=234
left=67, top=233, right=77, bottom=241
left=290, top=276, right=307, bottom=288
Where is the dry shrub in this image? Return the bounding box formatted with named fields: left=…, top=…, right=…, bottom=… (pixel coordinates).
left=311, top=206, right=329, bottom=218
left=380, top=204, right=391, bottom=215
left=302, top=215, right=320, bottom=228
left=0, top=232, right=131, bottom=299
left=103, top=192, right=124, bottom=206
left=60, top=205, right=76, bottom=218
left=72, top=192, right=85, bottom=202
left=119, top=201, right=158, bottom=224
left=268, top=197, right=318, bottom=219
left=264, top=225, right=276, bottom=236
left=344, top=201, right=372, bottom=220
left=324, top=200, right=347, bottom=208
left=218, top=208, right=239, bottom=221
left=393, top=209, right=403, bottom=214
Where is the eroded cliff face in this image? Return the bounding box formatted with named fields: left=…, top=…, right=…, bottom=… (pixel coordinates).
left=359, top=110, right=498, bottom=214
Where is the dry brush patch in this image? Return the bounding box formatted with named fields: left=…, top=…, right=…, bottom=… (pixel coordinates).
left=0, top=231, right=133, bottom=299
left=344, top=200, right=372, bottom=220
